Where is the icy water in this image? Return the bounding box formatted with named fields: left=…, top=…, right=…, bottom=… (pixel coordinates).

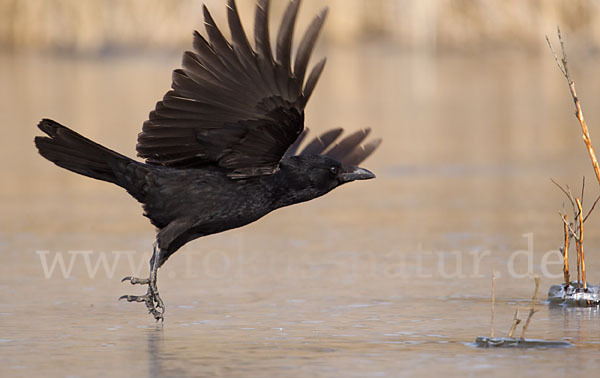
left=3, top=45, right=600, bottom=377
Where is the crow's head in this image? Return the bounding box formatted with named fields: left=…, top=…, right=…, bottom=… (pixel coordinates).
left=276, top=155, right=375, bottom=206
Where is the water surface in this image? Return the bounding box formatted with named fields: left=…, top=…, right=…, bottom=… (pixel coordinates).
left=2, top=46, right=600, bottom=376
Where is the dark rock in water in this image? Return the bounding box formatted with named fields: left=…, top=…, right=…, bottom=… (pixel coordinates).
left=548, top=282, right=600, bottom=307
left=474, top=336, right=572, bottom=348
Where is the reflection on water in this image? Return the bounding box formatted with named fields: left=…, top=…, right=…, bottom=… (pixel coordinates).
left=2, top=45, right=600, bottom=376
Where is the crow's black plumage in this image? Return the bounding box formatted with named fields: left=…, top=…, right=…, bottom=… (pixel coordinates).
left=34, top=0, right=380, bottom=321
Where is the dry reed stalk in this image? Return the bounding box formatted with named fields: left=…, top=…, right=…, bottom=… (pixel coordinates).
left=507, top=304, right=521, bottom=338
left=547, top=28, right=600, bottom=187
left=576, top=198, right=587, bottom=290
left=562, top=214, right=570, bottom=286
left=490, top=271, right=496, bottom=338
left=520, top=275, right=540, bottom=341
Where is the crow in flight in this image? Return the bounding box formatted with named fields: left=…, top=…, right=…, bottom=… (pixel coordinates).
left=35, top=0, right=380, bottom=321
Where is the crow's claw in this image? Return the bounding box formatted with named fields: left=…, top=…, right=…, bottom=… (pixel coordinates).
left=153, top=290, right=165, bottom=313
left=119, top=294, right=148, bottom=302
left=149, top=308, right=164, bottom=322
left=121, top=276, right=150, bottom=285
left=119, top=290, right=165, bottom=322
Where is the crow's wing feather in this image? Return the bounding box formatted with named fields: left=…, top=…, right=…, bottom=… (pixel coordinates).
left=293, top=128, right=382, bottom=166
left=137, top=0, right=328, bottom=177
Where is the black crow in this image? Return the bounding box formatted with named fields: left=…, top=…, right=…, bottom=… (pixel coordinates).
left=34, top=0, right=380, bottom=321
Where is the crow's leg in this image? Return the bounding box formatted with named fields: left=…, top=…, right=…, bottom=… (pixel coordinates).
left=120, top=242, right=165, bottom=321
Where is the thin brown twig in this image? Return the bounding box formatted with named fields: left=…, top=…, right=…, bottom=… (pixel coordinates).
left=576, top=198, right=587, bottom=291
left=551, top=179, right=576, bottom=209
left=582, top=194, right=600, bottom=223
left=507, top=304, right=521, bottom=338
left=567, top=185, right=581, bottom=219
left=562, top=214, right=570, bottom=286
left=575, top=198, right=583, bottom=290
left=547, top=28, right=600, bottom=187
left=520, top=275, right=540, bottom=341
left=546, top=34, right=567, bottom=77
left=552, top=179, right=582, bottom=230
left=490, top=271, right=496, bottom=338
left=546, top=32, right=567, bottom=75
left=553, top=178, right=581, bottom=241
left=581, top=176, right=585, bottom=206
left=559, top=211, right=580, bottom=242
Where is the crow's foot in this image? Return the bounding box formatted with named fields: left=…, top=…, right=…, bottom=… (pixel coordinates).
left=120, top=243, right=165, bottom=321
left=120, top=275, right=165, bottom=322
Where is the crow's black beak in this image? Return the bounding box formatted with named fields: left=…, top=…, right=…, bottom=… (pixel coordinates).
left=339, top=166, right=376, bottom=183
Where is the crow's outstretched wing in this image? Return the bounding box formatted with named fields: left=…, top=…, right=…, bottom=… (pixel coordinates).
left=285, top=128, right=381, bottom=166
left=137, top=0, right=328, bottom=177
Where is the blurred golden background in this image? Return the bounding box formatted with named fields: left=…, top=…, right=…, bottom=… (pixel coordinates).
left=1, top=0, right=599, bottom=53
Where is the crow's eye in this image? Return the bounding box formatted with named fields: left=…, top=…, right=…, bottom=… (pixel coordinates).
left=329, top=166, right=338, bottom=175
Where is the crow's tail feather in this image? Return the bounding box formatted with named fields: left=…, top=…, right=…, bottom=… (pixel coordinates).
left=34, top=118, right=129, bottom=185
